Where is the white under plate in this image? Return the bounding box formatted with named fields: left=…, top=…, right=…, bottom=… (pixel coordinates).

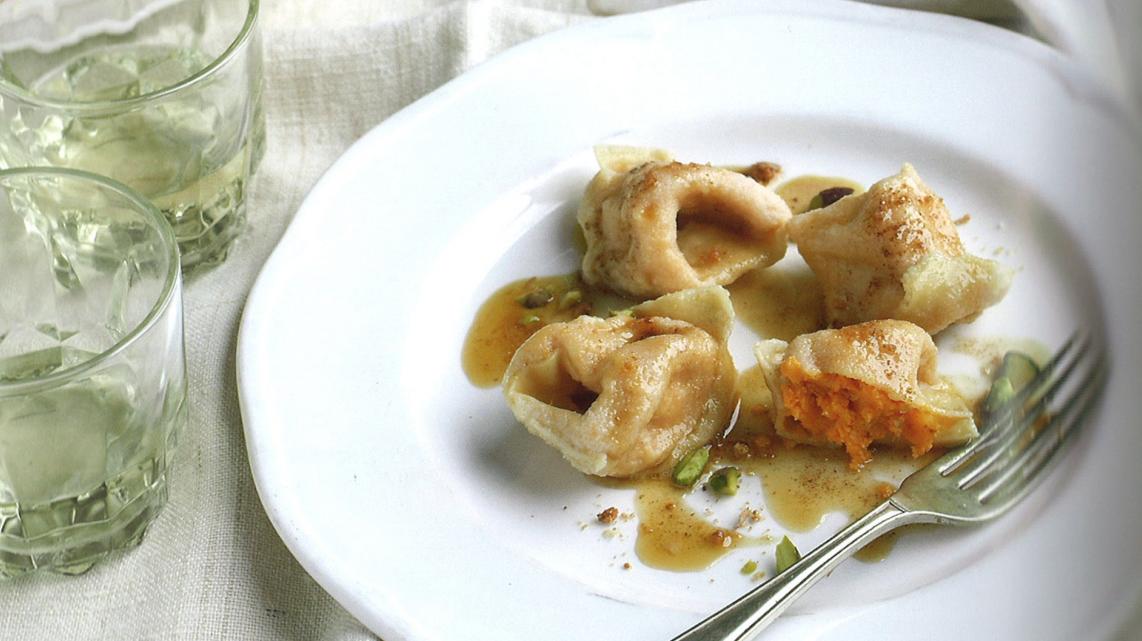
left=237, top=2, right=1142, bottom=640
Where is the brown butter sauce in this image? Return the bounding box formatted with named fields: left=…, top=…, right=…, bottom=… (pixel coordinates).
left=630, top=479, right=768, bottom=572
left=726, top=257, right=825, bottom=342
left=461, top=273, right=634, bottom=387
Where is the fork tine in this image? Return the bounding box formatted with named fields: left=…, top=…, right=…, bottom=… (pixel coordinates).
left=938, top=333, right=1084, bottom=476
left=951, top=335, right=1093, bottom=487
left=974, top=351, right=1108, bottom=506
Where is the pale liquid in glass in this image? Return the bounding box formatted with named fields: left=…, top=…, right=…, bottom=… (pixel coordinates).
left=3, top=45, right=263, bottom=271
left=0, top=346, right=184, bottom=576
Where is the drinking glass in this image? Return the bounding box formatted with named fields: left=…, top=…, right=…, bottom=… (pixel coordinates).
left=0, top=167, right=187, bottom=576
left=0, top=0, right=265, bottom=272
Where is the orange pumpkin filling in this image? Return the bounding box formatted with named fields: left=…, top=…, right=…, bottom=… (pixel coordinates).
left=779, top=357, right=939, bottom=468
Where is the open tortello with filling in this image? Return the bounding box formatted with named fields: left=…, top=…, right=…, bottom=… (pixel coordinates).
left=755, top=320, right=978, bottom=467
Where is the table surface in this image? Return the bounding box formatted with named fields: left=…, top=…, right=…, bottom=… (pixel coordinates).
left=0, top=1, right=1137, bottom=640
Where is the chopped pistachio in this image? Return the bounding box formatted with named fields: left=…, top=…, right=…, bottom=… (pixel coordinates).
left=518, top=288, right=554, bottom=309
left=1000, top=351, right=1040, bottom=389
left=776, top=536, right=801, bottom=573
left=559, top=290, right=583, bottom=309
left=740, top=560, right=758, bottom=575
left=807, top=193, right=824, bottom=212
left=671, top=447, right=710, bottom=487
left=520, top=313, right=541, bottom=325
left=709, top=466, right=741, bottom=496
left=983, top=377, right=1015, bottom=416
left=983, top=351, right=1040, bottom=418
left=807, top=186, right=855, bottom=212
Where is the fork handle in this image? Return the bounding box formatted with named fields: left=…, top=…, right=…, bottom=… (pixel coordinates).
left=670, top=500, right=921, bottom=641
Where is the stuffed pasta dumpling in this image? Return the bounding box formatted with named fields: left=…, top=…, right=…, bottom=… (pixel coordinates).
left=578, top=146, right=791, bottom=299
left=755, top=320, right=976, bottom=468
left=789, top=164, right=1011, bottom=334
left=503, top=287, right=737, bottom=477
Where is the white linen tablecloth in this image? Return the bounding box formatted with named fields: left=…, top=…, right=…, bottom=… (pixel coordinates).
left=0, top=1, right=1137, bottom=639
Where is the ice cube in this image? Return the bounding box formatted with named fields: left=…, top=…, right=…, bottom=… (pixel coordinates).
left=137, top=57, right=194, bottom=94
left=0, top=379, right=126, bottom=505
left=67, top=60, right=141, bottom=101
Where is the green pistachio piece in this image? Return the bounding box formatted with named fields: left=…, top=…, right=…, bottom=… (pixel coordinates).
left=983, top=351, right=1040, bottom=418
left=807, top=186, right=855, bottom=212
left=559, top=290, right=583, bottom=309
left=776, top=536, right=801, bottom=573
left=709, top=466, right=741, bottom=496
left=671, top=447, right=710, bottom=487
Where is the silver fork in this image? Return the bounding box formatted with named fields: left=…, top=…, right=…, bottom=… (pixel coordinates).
left=671, top=333, right=1108, bottom=641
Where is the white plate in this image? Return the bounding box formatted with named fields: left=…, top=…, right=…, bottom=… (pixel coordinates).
left=237, top=2, right=1142, bottom=640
